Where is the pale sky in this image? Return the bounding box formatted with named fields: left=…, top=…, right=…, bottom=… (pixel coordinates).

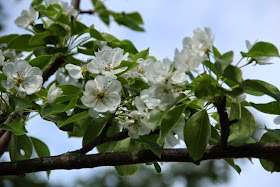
left=1, top=0, right=280, bottom=186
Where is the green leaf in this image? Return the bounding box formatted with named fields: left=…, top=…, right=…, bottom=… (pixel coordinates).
left=115, top=165, right=139, bottom=177
left=58, top=110, right=88, bottom=128
left=82, top=117, right=108, bottom=146
left=184, top=110, right=211, bottom=160
left=89, top=27, right=106, bottom=41
left=215, top=51, right=234, bottom=73
left=223, top=65, right=242, bottom=84
left=0, top=34, right=19, bottom=44
left=241, top=42, right=279, bottom=58
left=71, top=20, right=88, bottom=35
left=244, top=79, right=280, bottom=101
left=0, top=118, right=27, bottom=136
left=9, top=134, right=33, bottom=161
left=250, top=102, right=280, bottom=115
left=157, top=104, right=186, bottom=145
left=8, top=35, right=42, bottom=51
left=228, top=106, right=255, bottom=146
left=138, top=135, right=163, bottom=158
left=110, top=39, right=138, bottom=54
left=148, top=108, right=164, bottom=131
left=194, top=74, right=219, bottom=99
left=224, top=158, right=242, bottom=174
left=111, top=11, right=145, bottom=32
left=260, top=130, right=280, bottom=172
left=40, top=102, right=70, bottom=118
left=30, top=137, right=50, bottom=157
left=9, top=95, right=33, bottom=111
left=153, top=162, right=161, bottom=173
left=29, top=31, right=52, bottom=46
left=29, top=55, right=54, bottom=70
left=115, top=60, right=139, bottom=76
left=132, top=48, right=149, bottom=61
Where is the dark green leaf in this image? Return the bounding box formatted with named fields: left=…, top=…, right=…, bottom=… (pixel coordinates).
left=158, top=104, right=186, bottom=145
left=223, top=65, right=242, bottom=84
left=82, top=117, right=108, bottom=146
left=29, top=55, right=54, bottom=70
left=9, top=95, right=33, bottom=111
left=132, top=48, right=149, bottom=61
left=58, top=110, right=88, bottom=128
left=0, top=34, right=19, bottom=44
left=215, top=51, right=234, bottom=73
left=153, top=162, right=161, bottom=173
left=194, top=74, right=219, bottom=99
left=184, top=110, right=211, bottom=160
left=89, top=27, right=106, bottom=41
left=224, top=158, right=242, bottom=174
left=110, top=39, right=138, bottom=54
left=9, top=134, right=33, bottom=161
left=138, top=135, right=163, bottom=158
left=30, top=137, right=50, bottom=157
left=8, top=35, right=42, bottom=51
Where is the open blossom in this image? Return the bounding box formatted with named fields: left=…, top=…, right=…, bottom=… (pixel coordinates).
left=145, top=58, right=187, bottom=85
left=123, top=58, right=153, bottom=82
left=0, top=49, right=5, bottom=66
left=65, top=63, right=88, bottom=79
left=87, top=46, right=129, bottom=77
left=246, top=40, right=272, bottom=65
left=81, top=75, right=121, bottom=113
left=174, top=27, right=214, bottom=72
left=47, top=83, right=63, bottom=103
left=1, top=60, right=43, bottom=96
left=14, top=6, right=38, bottom=29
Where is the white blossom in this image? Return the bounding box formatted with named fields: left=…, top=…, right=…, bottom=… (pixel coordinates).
left=124, top=110, right=151, bottom=139
left=246, top=40, right=272, bottom=65
left=146, top=58, right=172, bottom=85
left=187, top=27, right=214, bottom=52
left=123, top=58, right=153, bottom=82
left=65, top=64, right=88, bottom=79
left=81, top=75, right=121, bottom=112
left=87, top=46, right=129, bottom=77
left=14, top=6, right=38, bottom=29
left=1, top=60, right=43, bottom=96
left=164, top=114, right=185, bottom=148
left=56, top=68, right=84, bottom=87
left=47, top=83, right=63, bottom=103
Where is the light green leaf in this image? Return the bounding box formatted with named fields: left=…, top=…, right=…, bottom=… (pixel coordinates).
left=224, top=158, right=242, bottom=174
left=241, top=42, right=279, bottom=58
left=9, top=134, right=33, bottom=161
left=9, top=95, right=33, bottom=111
left=132, top=48, right=149, bottom=61
left=215, top=51, right=234, bottom=73
left=89, top=27, right=106, bottom=41
left=115, top=165, right=139, bottom=177
left=0, top=118, right=27, bottom=136
left=228, top=106, right=255, bottom=146
left=82, top=117, right=108, bottom=146
left=184, top=110, right=211, bottom=161
left=157, top=104, right=186, bottom=145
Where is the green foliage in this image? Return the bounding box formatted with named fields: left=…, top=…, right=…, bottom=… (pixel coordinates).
left=241, top=42, right=279, bottom=57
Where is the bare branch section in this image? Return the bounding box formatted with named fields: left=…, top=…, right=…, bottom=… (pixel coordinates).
left=71, top=0, right=95, bottom=14
left=1, top=142, right=280, bottom=176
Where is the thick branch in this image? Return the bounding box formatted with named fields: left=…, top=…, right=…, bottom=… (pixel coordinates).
left=42, top=57, right=66, bottom=83
left=1, top=142, right=280, bottom=176
left=214, top=97, right=230, bottom=148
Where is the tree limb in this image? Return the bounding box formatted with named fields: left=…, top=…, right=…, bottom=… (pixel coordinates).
left=1, top=142, right=280, bottom=176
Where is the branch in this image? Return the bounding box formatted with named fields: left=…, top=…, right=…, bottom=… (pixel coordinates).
left=71, top=0, right=95, bottom=15
left=42, top=57, right=66, bottom=83
left=214, top=97, right=230, bottom=148
left=1, top=142, right=280, bottom=176
left=77, top=130, right=129, bottom=154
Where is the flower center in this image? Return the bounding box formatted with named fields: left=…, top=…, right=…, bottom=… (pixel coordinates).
left=14, top=76, right=25, bottom=87
left=136, top=67, right=144, bottom=74
left=95, top=90, right=106, bottom=101
left=81, top=65, right=88, bottom=76
left=105, top=65, right=113, bottom=71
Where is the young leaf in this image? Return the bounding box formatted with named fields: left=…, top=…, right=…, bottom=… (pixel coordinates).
left=58, top=110, right=88, bottom=128
left=9, top=134, right=33, bottom=161
left=184, top=110, right=211, bottom=161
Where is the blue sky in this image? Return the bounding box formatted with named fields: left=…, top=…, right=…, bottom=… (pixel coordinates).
left=1, top=0, right=280, bottom=186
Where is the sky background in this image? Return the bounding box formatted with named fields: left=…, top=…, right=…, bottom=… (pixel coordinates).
left=1, top=0, right=280, bottom=186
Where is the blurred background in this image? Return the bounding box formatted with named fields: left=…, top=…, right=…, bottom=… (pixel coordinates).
left=0, top=0, right=280, bottom=186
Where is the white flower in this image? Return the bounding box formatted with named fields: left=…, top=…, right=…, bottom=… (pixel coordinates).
left=274, top=116, right=280, bottom=125
left=189, top=27, right=214, bottom=52
left=65, top=64, right=87, bottom=79
left=14, top=6, right=38, bottom=29
left=124, top=110, right=151, bottom=139
left=174, top=48, right=206, bottom=72
left=138, top=89, right=160, bottom=110
left=87, top=46, right=129, bottom=77
left=81, top=75, right=121, bottom=112
left=232, top=93, right=246, bottom=103
left=0, top=49, right=5, bottom=66
left=124, top=58, right=153, bottom=82
left=246, top=40, right=272, bottom=65
left=47, top=83, right=63, bottom=103
left=56, top=68, right=84, bottom=87
left=1, top=60, right=43, bottom=96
